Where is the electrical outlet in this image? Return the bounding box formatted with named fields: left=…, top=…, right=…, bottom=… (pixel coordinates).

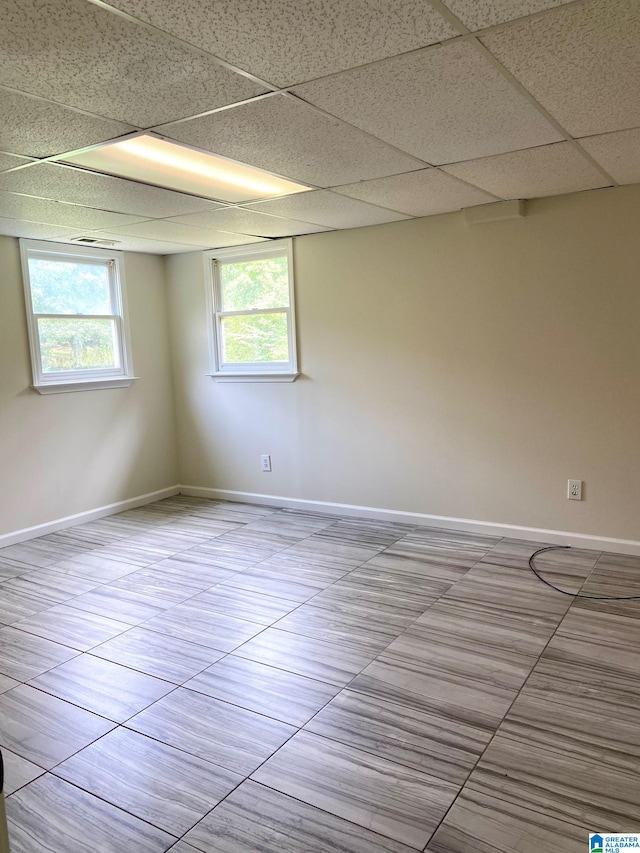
left=260, top=454, right=272, bottom=472
left=567, top=479, right=582, bottom=501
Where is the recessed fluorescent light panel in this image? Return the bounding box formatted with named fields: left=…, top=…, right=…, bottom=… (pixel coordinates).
left=61, top=134, right=311, bottom=203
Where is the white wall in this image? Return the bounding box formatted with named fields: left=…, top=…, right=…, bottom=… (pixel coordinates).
left=0, top=236, right=178, bottom=536
left=166, top=185, right=640, bottom=543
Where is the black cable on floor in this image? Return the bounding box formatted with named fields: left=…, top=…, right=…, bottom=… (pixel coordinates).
left=528, top=545, right=640, bottom=600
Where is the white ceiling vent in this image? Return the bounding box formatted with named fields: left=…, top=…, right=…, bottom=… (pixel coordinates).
left=70, top=236, right=120, bottom=246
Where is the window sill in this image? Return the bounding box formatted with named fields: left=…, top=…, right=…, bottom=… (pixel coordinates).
left=32, top=377, right=139, bottom=395
left=208, top=372, right=300, bottom=383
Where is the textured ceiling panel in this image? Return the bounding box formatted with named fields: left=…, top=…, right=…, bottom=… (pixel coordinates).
left=579, top=128, right=640, bottom=185
left=0, top=153, right=33, bottom=173
left=245, top=190, right=410, bottom=229
left=481, top=0, right=640, bottom=137
left=102, top=0, right=457, bottom=87
left=0, top=163, right=224, bottom=219
left=0, top=218, right=78, bottom=240
left=442, top=143, right=611, bottom=199
left=169, top=207, right=329, bottom=238
left=333, top=168, right=497, bottom=216
left=1, top=0, right=638, bottom=252
left=443, top=0, right=574, bottom=30
left=157, top=95, right=425, bottom=187
left=0, top=193, right=146, bottom=230
left=64, top=232, right=207, bottom=254
left=107, top=219, right=269, bottom=248
left=0, top=88, right=135, bottom=158
left=0, top=0, right=266, bottom=127
left=293, top=41, right=562, bottom=165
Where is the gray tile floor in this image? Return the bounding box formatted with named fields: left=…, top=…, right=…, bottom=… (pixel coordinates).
left=1, top=496, right=639, bottom=852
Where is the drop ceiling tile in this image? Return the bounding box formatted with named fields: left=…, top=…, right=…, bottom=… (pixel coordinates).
left=579, top=128, right=640, bottom=185
left=0, top=219, right=78, bottom=240
left=0, top=192, right=147, bottom=230
left=103, top=0, right=457, bottom=87
left=0, top=153, right=33, bottom=173
left=169, top=207, right=329, bottom=238
left=107, top=219, right=269, bottom=248
left=1, top=0, right=266, bottom=127
left=480, top=0, right=640, bottom=137
left=245, top=190, right=410, bottom=229
left=443, top=0, right=574, bottom=30
left=60, top=232, right=204, bottom=255
left=156, top=95, right=426, bottom=187
left=333, top=168, right=497, bottom=216
left=0, top=163, right=224, bottom=219
left=0, top=88, right=135, bottom=158
left=442, top=142, right=611, bottom=199
left=293, top=41, right=562, bottom=165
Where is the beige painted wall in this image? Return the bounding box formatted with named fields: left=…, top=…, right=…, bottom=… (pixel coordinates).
left=0, top=236, right=178, bottom=535
left=166, top=185, right=640, bottom=542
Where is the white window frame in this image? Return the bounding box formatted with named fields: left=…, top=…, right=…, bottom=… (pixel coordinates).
left=205, top=239, right=299, bottom=382
left=20, top=239, right=135, bottom=394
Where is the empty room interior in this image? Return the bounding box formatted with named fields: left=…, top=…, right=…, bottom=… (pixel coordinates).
left=1, top=0, right=640, bottom=851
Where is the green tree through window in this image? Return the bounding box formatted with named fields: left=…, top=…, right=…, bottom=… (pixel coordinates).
left=20, top=239, right=133, bottom=392
left=28, top=258, right=117, bottom=371
left=209, top=240, right=298, bottom=379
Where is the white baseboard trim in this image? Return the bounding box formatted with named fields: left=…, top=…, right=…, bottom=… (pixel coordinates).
left=4, top=481, right=638, bottom=556
left=0, top=486, right=181, bottom=548
left=180, top=485, right=640, bottom=556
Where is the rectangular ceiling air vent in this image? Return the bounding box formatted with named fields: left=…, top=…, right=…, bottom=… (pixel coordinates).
left=71, top=236, right=120, bottom=246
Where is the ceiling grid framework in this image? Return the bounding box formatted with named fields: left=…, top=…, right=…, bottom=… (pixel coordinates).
left=0, top=0, right=637, bottom=253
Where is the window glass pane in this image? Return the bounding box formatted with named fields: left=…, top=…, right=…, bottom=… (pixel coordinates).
left=221, top=312, right=288, bottom=363
left=37, top=318, right=119, bottom=372
left=29, top=258, right=112, bottom=315
left=220, top=255, right=289, bottom=311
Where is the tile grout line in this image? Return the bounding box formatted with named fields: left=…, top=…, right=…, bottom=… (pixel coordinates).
left=419, top=544, right=603, bottom=850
